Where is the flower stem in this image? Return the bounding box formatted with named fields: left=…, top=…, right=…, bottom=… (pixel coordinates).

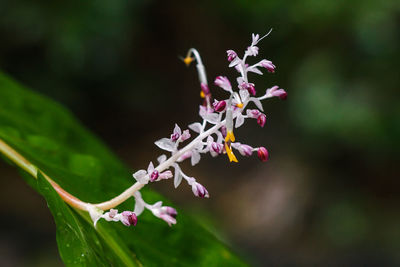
left=0, top=120, right=225, bottom=212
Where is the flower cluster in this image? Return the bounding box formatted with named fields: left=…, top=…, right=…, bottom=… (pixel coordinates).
left=88, top=32, right=286, bottom=228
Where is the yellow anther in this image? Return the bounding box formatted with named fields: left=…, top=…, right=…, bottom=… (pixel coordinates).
left=225, top=143, right=238, bottom=162
left=225, top=130, right=236, bottom=143
left=236, top=103, right=244, bottom=108
left=200, top=91, right=205, bottom=98
left=183, top=56, right=194, bottom=66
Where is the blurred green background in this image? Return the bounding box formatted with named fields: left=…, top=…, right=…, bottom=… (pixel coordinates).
left=0, top=0, right=399, bottom=266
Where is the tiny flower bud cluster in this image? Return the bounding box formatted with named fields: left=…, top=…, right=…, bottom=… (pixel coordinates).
left=89, top=32, right=286, bottom=228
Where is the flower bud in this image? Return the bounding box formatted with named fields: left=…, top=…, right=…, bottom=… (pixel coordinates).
left=226, top=50, right=237, bottom=62
left=261, top=60, right=276, bottom=73
left=170, top=132, right=180, bottom=142
left=214, top=76, right=232, bottom=92
left=238, top=144, right=253, bottom=156
left=257, top=147, right=269, bottom=162
left=180, top=129, right=191, bottom=141
left=192, top=182, right=209, bottom=198
left=211, top=142, right=223, bottom=154
left=121, top=211, right=137, bottom=226
left=161, top=206, right=178, bottom=218
left=245, top=83, right=256, bottom=96
left=159, top=170, right=173, bottom=180
left=257, top=114, right=266, bottom=127
left=150, top=170, right=159, bottom=182
left=213, top=100, right=226, bottom=112
left=246, top=109, right=261, bottom=118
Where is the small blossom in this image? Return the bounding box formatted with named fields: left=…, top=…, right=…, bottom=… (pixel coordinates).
left=257, top=114, right=266, bottom=127
left=260, top=60, right=276, bottom=73
left=159, top=170, right=173, bottom=180
left=150, top=170, right=159, bottom=182
left=232, top=143, right=253, bottom=156
left=213, top=100, right=227, bottom=112
left=171, top=124, right=182, bottom=141
left=266, top=86, right=287, bottom=100
left=191, top=181, right=209, bottom=198
left=180, top=129, right=191, bottom=141
left=246, top=109, right=261, bottom=118
left=150, top=202, right=177, bottom=226
left=120, top=211, right=138, bottom=226
left=257, top=147, right=269, bottom=162
left=246, top=45, right=259, bottom=56
left=226, top=50, right=237, bottom=62
left=214, top=76, right=232, bottom=93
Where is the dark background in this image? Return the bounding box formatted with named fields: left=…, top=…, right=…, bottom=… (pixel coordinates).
left=0, top=0, right=399, bottom=266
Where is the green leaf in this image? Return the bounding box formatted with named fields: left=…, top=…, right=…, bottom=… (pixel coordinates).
left=0, top=72, right=246, bottom=266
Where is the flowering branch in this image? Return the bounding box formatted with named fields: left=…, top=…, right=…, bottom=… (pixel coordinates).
left=0, top=32, right=287, bottom=229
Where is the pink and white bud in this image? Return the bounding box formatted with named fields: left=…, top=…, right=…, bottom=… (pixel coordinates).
left=246, top=109, right=261, bottom=119
left=214, top=76, right=232, bottom=92
left=210, top=142, right=223, bottom=157
left=180, top=129, right=191, bottom=141
left=261, top=60, right=276, bottom=73
left=226, top=50, right=237, bottom=62
left=238, top=144, right=253, bottom=156
left=150, top=170, right=159, bottom=182
left=257, top=147, right=269, bottom=162
left=231, top=143, right=253, bottom=156
left=159, top=170, right=173, bottom=180
left=161, top=206, right=178, bottom=219
left=120, top=211, right=137, bottom=226
left=238, top=82, right=256, bottom=96
left=192, top=182, right=209, bottom=198
left=257, top=114, right=266, bottom=127
left=213, top=100, right=227, bottom=112
left=170, top=124, right=182, bottom=141
left=266, top=86, right=287, bottom=100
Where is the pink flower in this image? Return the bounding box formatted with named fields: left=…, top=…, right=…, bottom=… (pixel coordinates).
left=257, top=147, right=269, bottom=162
left=191, top=181, right=209, bottom=198
left=260, top=60, right=276, bottom=73
left=120, top=211, right=138, bottom=226
left=226, top=50, right=237, bottom=62
left=257, top=114, right=266, bottom=127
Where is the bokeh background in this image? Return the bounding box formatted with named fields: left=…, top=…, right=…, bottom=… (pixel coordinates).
left=0, top=0, right=399, bottom=266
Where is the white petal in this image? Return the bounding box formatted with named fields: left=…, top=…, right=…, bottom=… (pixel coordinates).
left=154, top=138, right=175, bottom=152
left=229, top=57, right=241, bottom=68
left=147, top=161, right=154, bottom=173
left=239, top=89, right=250, bottom=103
left=205, top=113, right=220, bottom=124
left=189, top=122, right=202, bottom=133
left=250, top=97, right=264, bottom=111
left=173, top=124, right=182, bottom=135
left=235, top=113, right=245, bottom=128
left=157, top=154, right=167, bottom=163
left=191, top=150, right=201, bottom=166
left=133, top=169, right=148, bottom=184
left=248, top=66, right=263, bottom=75
left=173, top=165, right=183, bottom=188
